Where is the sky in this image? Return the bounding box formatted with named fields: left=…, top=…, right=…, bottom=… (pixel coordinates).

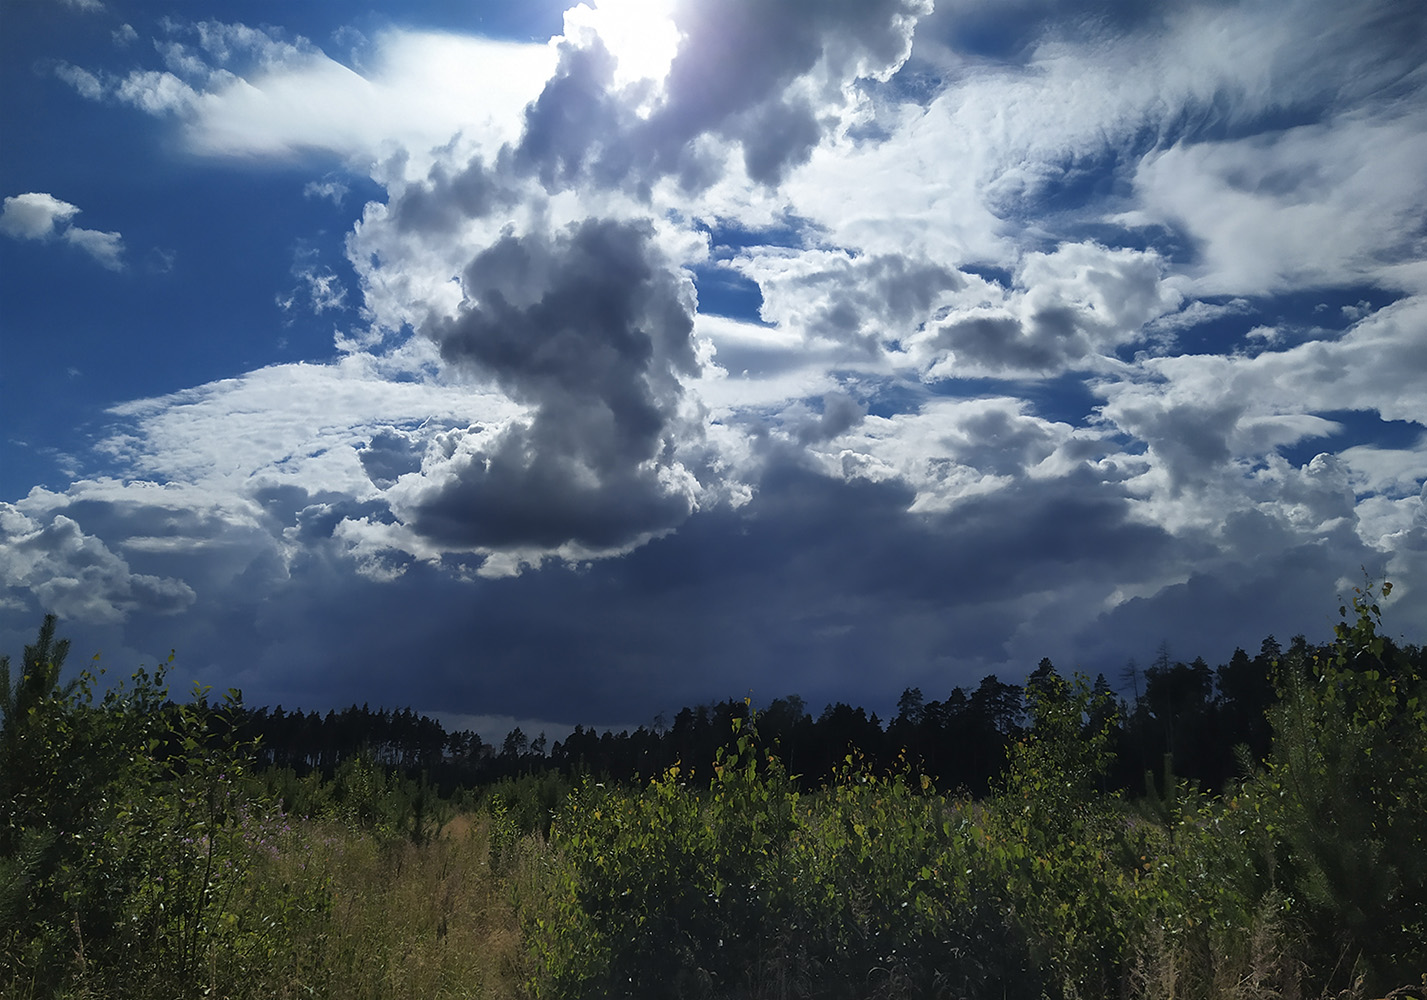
left=2, top=0, right=1425, bottom=744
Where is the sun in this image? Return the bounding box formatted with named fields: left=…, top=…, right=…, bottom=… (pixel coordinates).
left=562, top=0, right=682, bottom=89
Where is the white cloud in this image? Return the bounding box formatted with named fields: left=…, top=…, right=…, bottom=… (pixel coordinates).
left=1086, top=295, right=1427, bottom=551
left=54, top=22, right=556, bottom=168
left=561, top=0, right=681, bottom=91
left=780, top=0, right=1426, bottom=282
left=1341, top=441, right=1427, bottom=499
left=303, top=176, right=349, bottom=205
left=53, top=62, right=106, bottom=100
left=115, top=69, right=202, bottom=114
left=0, top=505, right=195, bottom=625
left=100, top=353, right=520, bottom=493
left=0, top=192, right=80, bottom=239
left=0, top=192, right=125, bottom=269
left=278, top=258, right=349, bottom=315
left=822, top=396, right=1086, bottom=510
left=1120, top=113, right=1427, bottom=295
left=63, top=226, right=125, bottom=270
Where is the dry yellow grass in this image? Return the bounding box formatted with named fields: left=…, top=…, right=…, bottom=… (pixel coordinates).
left=180, top=813, right=528, bottom=1000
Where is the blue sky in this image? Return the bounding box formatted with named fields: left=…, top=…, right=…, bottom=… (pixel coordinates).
left=2, top=0, right=1424, bottom=742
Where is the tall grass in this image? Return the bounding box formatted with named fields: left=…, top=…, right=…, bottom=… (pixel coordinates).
left=1, top=811, right=530, bottom=1000
left=281, top=815, right=523, bottom=1000
left=205, top=812, right=529, bottom=1000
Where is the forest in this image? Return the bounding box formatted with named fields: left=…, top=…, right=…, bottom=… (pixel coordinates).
left=2, top=582, right=1424, bottom=999
left=234, top=635, right=1298, bottom=800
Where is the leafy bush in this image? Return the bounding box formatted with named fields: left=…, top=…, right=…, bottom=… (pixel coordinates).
left=1245, top=582, right=1427, bottom=993
left=529, top=719, right=783, bottom=997
left=0, top=616, right=309, bottom=996
left=984, top=671, right=1125, bottom=998
left=527, top=710, right=1043, bottom=999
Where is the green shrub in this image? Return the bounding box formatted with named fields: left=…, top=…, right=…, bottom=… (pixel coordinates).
left=528, top=711, right=1043, bottom=999
left=983, top=671, right=1125, bottom=998
left=1245, top=582, right=1427, bottom=993
left=0, top=616, right=305, bottom=997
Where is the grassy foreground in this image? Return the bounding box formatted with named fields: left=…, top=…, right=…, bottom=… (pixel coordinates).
left=3, top=586, right=1424, bottom=999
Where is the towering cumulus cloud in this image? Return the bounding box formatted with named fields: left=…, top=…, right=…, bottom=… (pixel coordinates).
left=357, top=0, right=936, bottom=565
left=413, top=218, right=702, bottom=553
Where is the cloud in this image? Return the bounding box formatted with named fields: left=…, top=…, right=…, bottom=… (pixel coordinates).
left=62, top=226, right=125, bottom=270
left=0, top=505, right=195, bottom=625
left=57, top=23, right=558, bottom=166
left=401, top=0, right=935, bottom=205
left=114, top=70, right=200, bottom=115
left=735, top=249, right=965, bottom=354
left=53, top=62, right=106, bottom=100
left=8, top=0, right=1425, bottom=727
left=409, top=218, right=705, bottom=557
left=0, top=192, right=79, bottom=239
left=1096, top=295, right=1427, bottom=498
left=1120, top=113, right=1427, bottom=294
left=909, top=243, right=1180, bottom=378
left=645, top=0, right=931, bottom=186
left=0, top=192, right=125, bottom=270
left=303, top=176, right=349, bottom=206
left=98, top=353, right=518, bottom=492
left=277, top=251, right=349, bottom=315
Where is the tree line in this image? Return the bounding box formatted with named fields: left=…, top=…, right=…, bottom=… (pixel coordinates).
left=232, top=629, right=1425, bottom=798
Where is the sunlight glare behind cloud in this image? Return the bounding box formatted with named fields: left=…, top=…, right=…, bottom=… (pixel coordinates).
left=564, top=0, right=681, bottom=91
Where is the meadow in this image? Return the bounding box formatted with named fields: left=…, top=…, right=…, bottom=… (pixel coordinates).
left=2, top=586, right=1424, bottom=999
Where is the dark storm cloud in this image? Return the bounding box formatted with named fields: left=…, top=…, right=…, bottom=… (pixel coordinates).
left=736, top=98, right=823, bottom=187
left=414, top=218, right=702, bottom=550
left=661, top=0, right=928, bottom=126
left=930, top=311, right=1084, bottom=373
left=944, top=405, right=1063, bottom=476
left=512, top=37, right=629, bottom=191
left=411, top=422, right=698, bottom=550
left=360, top=0, right=942, bottom=558
left=54, top=458, right=1174, bottom=728
left=1074, top=510, right=1389, bottom=674
left=924, top=302, right=1113, bottom=373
